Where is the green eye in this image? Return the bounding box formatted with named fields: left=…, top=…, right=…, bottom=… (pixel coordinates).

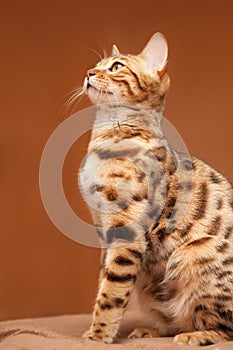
left=110, top=61, right=124, bottom=72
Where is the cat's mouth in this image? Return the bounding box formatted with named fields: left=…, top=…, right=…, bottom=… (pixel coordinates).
left=84, top=77, right=113, bottom=95
left=89, top=84, right=113, bottom=95
left=87, top=81, right=98, bottom=92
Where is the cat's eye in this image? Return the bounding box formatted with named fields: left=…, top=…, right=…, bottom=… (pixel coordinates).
left=109, top=61, right=124, bottom=72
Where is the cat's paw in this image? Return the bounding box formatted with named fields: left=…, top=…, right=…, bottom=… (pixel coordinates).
left=80, top=329, right=92, bottom=343
left=81, top=329, right=113, bottom=344
left=128, top=327, right=160, bottom=339
left=174, top=332, right=214, bottom=346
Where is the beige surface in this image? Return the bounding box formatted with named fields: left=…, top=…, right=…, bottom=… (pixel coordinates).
left=0, top=312, right=232, bottom=350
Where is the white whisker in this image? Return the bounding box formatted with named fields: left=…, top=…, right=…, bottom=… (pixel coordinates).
left=62, top=86, right=83, bottom=100
left=97, top=41, right=108, bottom=59
left=61, top=86, right=85, bottom=117
left=67, top=88, right=84, bottom=105
left=85, top=45, right=103, bottom=61
left=70, top=92, right=86, bottom=114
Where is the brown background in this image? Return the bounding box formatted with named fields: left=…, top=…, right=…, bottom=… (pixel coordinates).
left=1, top=0, right=233, bottom=321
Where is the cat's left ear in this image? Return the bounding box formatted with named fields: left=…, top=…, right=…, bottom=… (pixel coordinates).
left=140, top=32, right=168, bottom=76
left=111, top=44, right=120, bottom=56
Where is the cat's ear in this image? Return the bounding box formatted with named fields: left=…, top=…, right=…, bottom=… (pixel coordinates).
left=140, top=32, right=168, bottom=76
left=111, top=44, right=120, bottom=56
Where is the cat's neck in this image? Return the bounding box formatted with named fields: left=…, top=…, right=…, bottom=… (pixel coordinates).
left=91, top=103, right=164, bottom=139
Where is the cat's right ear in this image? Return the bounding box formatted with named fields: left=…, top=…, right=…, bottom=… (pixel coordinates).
left=111, top=44, right=120, bottom=56
left=140, top=32, right=168, bottom=76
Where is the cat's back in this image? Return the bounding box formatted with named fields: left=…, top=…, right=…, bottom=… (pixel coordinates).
left=190, top=155, right=233, bottom=228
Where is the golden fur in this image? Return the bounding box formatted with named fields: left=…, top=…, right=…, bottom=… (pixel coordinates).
left=79, top=33, right=233, bottom=346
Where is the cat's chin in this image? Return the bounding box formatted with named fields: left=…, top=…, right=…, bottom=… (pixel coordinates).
left=83, top=77, right=121, bottom=105
left=88, top=89, right=121, bottom=105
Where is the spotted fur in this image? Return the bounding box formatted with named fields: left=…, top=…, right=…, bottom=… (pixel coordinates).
left=79, top=33, right=233, bottom=346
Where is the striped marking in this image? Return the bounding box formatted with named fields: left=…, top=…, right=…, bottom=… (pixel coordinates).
left=132, top=193, right=147, bottom=201
left=105, top=188, right=118, bottom=201
left=106, top=226, right=135, bottom=245
left=145, top=146, right=167, bottom=162
left=187, top=236, right=212, bottom=247
left=111, top=77, right=134, bottom=95
left=181, top=159, right=193, bottom=171
left=127, top=248, right=142, bottom=260
left=215, top=295, right=232, bottom=301
left=113, top=297, right=124, bottom=307
left=117, top=201, right=129, bottom=210
left=95, top=148, right=139, bottom=159
left=94, top=329, right=102, bottom=333
left=114, top=256, right=134, bottom=266
left=105, top=272, right=136, bottom=283
left=168, top=162, right=177, bottom=175
left=179, top=222, right=193, bottom=237
left=153, top=146, right=167, bottom=162
left=223, top=257, right=233, bottom=266
left=99, top=302, right=113, bottom=310
left=96, top=184, right=105, bottom=192
left=119, top=130, right=152, bottom=142
left=230, top=200, right=233, bottom=210
left=137, top=171, right=145, bottom=182
left=89, top=184, right=97, bottom=194
left=195, top=305, right=208, bottom=313
left=216, top=199, right=223, bottom=210
left=157, top=227, right=167, bottom=242
left=96, top=228, right=104, bottom=240
left=224, top=226, right=233, bottom=239
left=208, top=216, right=221, bottom=236
left=145, top=231, right=153, bottom=252
left=200, top=264, right=218, bottom=276
left=217, top=270, right=232, bottom=279
left=193, top=183, right=208, bottom=220
left=128, top=68, right=144, bottom=91
left=216, top=323, right=233, bottom=336
left=210, top=171, right=221, bottom=184
left=167, top=196, right=176, bottom=207
left=216, top=242, right=229, bottom=253
left=214, top=304, right=233, bottom=321
left=195, top=257, right=215, bottom=264
left=109, top=173, right=125, bottom=178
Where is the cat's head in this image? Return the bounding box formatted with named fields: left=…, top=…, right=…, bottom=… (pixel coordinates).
left=83, top=32, right=170, bottom=112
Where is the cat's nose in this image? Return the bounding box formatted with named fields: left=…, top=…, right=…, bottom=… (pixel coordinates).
left=87, top=69, right=96, bottom=77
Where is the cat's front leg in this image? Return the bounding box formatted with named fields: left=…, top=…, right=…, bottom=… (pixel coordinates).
left=83, top=240, right=143, bottom=343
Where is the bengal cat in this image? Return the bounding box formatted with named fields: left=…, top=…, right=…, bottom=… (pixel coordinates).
left=79, top=33, right=233, bottom=346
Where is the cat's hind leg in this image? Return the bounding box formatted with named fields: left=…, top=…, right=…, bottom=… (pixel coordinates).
left=174, top=329, right=231, bottom=346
